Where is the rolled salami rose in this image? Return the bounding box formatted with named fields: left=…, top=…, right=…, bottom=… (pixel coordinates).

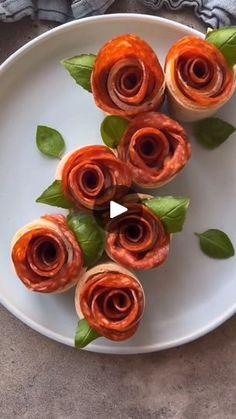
left=91, top=34, right=165, bottom=117
left=56, top=145, right=132, bottom=210
left=165, top=36, right=236, bottom=121
left=117, top=112, right=191, bottom=188
left=105, top=194, right=170, bottom=270
left=75, top=262, right=145, bottom=341
left=11, top=215, right=84, bottom=293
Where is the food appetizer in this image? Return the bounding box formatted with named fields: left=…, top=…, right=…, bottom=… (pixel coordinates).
left=11, top=215, right=84, bottom=293
left=92, top=34, right=165, bottom=117
left=75, top=262, right=145, bottom=342
left=105, top=194, right=170, bottom=270
left=56, top=145, right=132, bottom=210
left=165, top=36, right=236, bottom=121
left=12, top=26, right=236, bottom=351
left=63, top=34, right=165, bottom=117
left=117, top=112, right=191, bottom=188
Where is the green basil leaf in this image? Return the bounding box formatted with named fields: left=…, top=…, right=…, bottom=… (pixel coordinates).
left=36, top=180, right=72, bottom=209
left=101, top=115, right=129, bottom=148
left=36, top=126, right=65, bottom=159
left=62, top=54, right=96, bottom=92
left=194, top=118, right=235, bottom=149
left=143, top=196, right=190, bottom=233
left=195, top=229, right=235, bottom=259
left=206, top=26, right=236, bottom=67
left=75, top=319, right=100, bottom=349
left=67, top=212, right=105, bottom=268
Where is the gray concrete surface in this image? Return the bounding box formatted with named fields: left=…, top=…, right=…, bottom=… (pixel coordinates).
left=0, top=2, right=235, bottom=418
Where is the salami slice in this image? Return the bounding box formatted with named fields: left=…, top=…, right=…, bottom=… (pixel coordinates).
left=165, top=36, right=236, bottom=121
left=75, top=262, right=145, bottom=341
left=91, top=34, right=165, bottom=117
left=105, top=196, right=170, bottom=270
left=11, top=215, right=84, bottom=293
left=56, top=145, right=132, bottom=210
left=118, top=112, right=191, bottom=188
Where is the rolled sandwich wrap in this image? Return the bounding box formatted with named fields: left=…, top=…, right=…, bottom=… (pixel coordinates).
left=75, top=262, right=145, bottom=341
left=91, top=34, right=165, bottom=117
left=56, top=145, right=132, bottom=210
left=105, top=194, right=170, bottom=270
left=11, top=215, right=84, bottom=293
left=165, top=36, right=236, bottom=121
left=118, top=112, right=191, bottom=188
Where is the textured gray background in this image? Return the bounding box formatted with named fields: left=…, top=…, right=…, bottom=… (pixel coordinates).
left=0, top=1, right=235, bottom=418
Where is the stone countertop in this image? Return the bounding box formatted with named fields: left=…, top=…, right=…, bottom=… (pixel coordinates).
left=0, top=2, right=235, bottom=418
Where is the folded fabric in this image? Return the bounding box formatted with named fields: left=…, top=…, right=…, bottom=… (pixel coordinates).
left=141, top=0, right=236, bottom=28
left=0, top=0, right=235, bottom=27
left=0, top=0, right=115, bottom=22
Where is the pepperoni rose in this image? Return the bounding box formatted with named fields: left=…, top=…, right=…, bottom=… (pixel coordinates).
left=11, top=215, right=84, bottom=293
left=118, top=112, right=191, bottom=188
left=105, top=195, right=170, bottom=270
left=56, top=145, right=132, bottom=210
left=75, top=262, right=145, bottom=341
left=91, top=34, right=165, bottom=117
left=165, top=36, right=236, bottom=121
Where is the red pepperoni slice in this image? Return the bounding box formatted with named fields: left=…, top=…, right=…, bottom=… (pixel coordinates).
left=79, top=270, right=144, bottom=341
left=118, top=112, right=191, bottom=188
left=165, top=37, right=236, bottom=120
left=106, top=202, right=170, bottom=270
left=92, top=34, right=165, bottom=117
left=60, top=145, right=132, bottom=210
left=11, top=215, right=84, bottom=293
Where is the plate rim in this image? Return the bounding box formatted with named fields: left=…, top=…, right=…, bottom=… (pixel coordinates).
left=0, top=13, right=235, bottom=354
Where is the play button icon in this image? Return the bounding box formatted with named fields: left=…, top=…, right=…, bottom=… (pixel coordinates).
left=110, top=201, right=128, bottom=219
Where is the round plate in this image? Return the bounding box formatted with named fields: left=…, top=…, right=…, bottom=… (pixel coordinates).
left=0, top=14, right=235, bottom=354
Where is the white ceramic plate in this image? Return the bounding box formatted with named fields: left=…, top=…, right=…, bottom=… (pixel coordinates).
left=0, top=14, right=235, bottom=354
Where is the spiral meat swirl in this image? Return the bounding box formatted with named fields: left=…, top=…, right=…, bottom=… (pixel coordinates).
left=106, top=198, right=170, bottom=270
left=11, top=215, right=84, bottom=293
left=165, top=36, right=236, bottom=121
left=91, top=34, right=165, bottom=117
left=57, top=145, right=132, bottom=210
left=118, top=112, right=191, bottom=188
left=75, top=262, right=145, bottom=341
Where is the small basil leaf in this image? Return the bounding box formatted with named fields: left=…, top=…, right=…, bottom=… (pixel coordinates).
left=75, top=319, right=100, bottom=349
left=36, top=126, right=65, bottom=159
left=67, top=212, right=105, bottom=268
left=62, top=54, right=96, bottom=92
left=143, top=196, right=190, bottom=233
left=206, top=26, right=236, bottom=67
left=195, top=229, right=235, bottom=259
left=94, top=214, right=105, bottom=229
left=36, top=180, right=72, bottom=209
left=194, top=118, right=235, bottom=149
left=101, top=115, right=129, bottom=148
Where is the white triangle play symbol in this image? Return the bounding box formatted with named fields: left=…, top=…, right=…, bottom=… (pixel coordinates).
left=110, top=201, right=128, bottom=219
